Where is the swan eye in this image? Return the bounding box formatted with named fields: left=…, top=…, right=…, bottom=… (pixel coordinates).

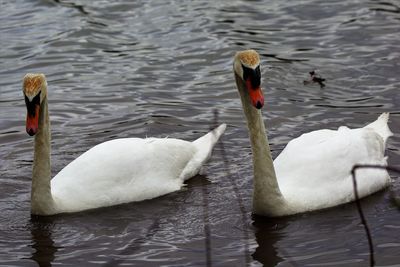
left=25, top=91, right=41, bottom=116
left=242, top=65, right=261, bottom=89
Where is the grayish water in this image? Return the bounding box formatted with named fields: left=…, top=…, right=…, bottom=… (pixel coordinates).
left=1, top=0, right=400, bottom=266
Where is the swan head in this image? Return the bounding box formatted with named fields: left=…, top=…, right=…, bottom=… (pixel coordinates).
left=233, top=50, right=264, bottom=109
left=23, top=73, right=47, bottom=136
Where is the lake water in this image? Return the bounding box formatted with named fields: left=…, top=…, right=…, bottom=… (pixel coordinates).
left=1, top=0, right=399, bottom=266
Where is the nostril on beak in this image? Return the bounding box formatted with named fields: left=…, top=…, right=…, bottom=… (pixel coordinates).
left=27, top=128, right=35, bottom=136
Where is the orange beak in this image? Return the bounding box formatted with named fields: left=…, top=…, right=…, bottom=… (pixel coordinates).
left=26, top=105, right=40, bottom=136
left=246, top=79, right=264, bottom=109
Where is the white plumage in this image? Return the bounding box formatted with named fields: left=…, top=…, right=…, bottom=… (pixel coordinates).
left=52, top=125, right=226, bottom=214
left=274, top=113, right=392, bottom=213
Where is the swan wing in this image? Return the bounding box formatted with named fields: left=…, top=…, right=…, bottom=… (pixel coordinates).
left=51, top=138, right=197, bottom=212
left=274, top=118, right=390, bottom=211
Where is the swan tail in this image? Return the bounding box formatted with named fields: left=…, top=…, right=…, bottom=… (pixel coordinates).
left=180, top=124, right=227, bottom=181
left=193, top=123, right=227, bottom=149
left=364, top=113, right=393, bottom=146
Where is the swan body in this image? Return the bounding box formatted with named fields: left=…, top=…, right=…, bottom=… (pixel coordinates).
left=233, top=50, right=392, bottom=217
left=274, top=114, right=391, bottom=214
left=23, top=73, right=226, bottom=215
left=52, top=133, right=225, bottom=213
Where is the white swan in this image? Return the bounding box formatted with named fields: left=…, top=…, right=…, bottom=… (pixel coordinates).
left=233, top=50, right=393, bottom=217
left=23, top=73, right=226, bottom=215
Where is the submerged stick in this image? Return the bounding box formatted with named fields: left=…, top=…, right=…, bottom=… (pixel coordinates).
left=351, top=164, right=400, bottom=267
left=211, top=109, right=251, bottom=266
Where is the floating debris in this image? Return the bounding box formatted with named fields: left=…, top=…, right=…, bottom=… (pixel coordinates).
left=304, top=70, right=326, bottom=88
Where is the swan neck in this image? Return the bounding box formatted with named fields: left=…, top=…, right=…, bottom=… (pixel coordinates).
left=235, top=73, right=287, bottom=216
left=31, top=96, right=55, bottom=215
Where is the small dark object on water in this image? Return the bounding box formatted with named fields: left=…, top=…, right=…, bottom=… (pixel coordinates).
left=304, top=70, right=326, bottom=88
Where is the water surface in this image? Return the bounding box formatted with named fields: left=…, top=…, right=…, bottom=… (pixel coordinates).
left=1, top=0, right=400, bottom=266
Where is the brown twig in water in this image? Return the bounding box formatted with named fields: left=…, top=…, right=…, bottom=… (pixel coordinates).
left=211, top=109, right=252, bottom=266
left=201, top=177, right=212, bottom=267
left=351, top=164, right=400, bottom=267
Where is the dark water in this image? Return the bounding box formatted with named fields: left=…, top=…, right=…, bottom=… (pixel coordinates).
left=1, top=0, right=400, bottom=266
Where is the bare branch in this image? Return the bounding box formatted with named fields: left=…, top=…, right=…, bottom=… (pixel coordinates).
left=351, top=164, right=400, bottom=267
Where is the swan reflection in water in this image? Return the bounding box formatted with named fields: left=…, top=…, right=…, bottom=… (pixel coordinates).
left=30, top=216, right=59, bottom=267
left=252, top=215, right=286, bottom=266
